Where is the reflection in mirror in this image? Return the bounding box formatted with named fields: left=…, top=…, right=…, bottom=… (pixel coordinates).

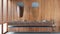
left=32, top=2, right=39, bottom=8
left=17, top=2, right=24, bottom=18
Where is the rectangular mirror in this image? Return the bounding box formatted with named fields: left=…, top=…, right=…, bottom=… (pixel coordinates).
left=17, top=2, right=24, bottom=18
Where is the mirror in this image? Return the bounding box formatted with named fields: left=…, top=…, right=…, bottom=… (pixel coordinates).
left=17, top=2, right=24, bottom=18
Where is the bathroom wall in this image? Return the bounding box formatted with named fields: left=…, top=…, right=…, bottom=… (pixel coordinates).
left=8, top=0, right=60, bottom=32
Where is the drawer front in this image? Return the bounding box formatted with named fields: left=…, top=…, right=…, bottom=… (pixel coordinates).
left=8, top=27, right=18, bottom=32
left=8, top=27, right=53, bottom=32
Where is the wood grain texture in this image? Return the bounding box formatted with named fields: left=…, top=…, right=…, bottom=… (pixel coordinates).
left=8, top=27, right=52, bottom=32
left=0, top=0, right=3, bottom=24
left=8, top=0, right=60, bottom=32
left=3, top=0, right=8, bottom=23
left=0, top=0, right=3, bottom=34
left=7, top=0, right=56, bottom=21
left=3, top=0, right=8, bottom=33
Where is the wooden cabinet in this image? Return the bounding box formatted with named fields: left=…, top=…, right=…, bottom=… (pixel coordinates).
left=8, top=27, right=18, bottom=32
left=8, top=27, right=53, bottom=32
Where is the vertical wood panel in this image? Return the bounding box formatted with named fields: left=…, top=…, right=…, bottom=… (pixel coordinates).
left=11, top=0, right=14, bottom=21
left=0, top=0, right=3, bottom=33
left=0, top=0, right=2, bottom=24
left=13, top=0, right=18, bottom=20
left=8, top=0, right=12, bottom=21
left=41, top=0, right=45, bottom=20
left=54, top=0, right=60, bottom=32
left=3, top=0, right=7, bottom=23
left=3, top=0, right=8, bottom=33
left=37, top=0, right=42, bottom=21
left=8, top=0, right=60, bottom=32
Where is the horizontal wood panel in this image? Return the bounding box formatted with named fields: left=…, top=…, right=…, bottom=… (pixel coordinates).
left=8, top=28, right=18, bottom=32
left=8, top=27, right=53, bottom=32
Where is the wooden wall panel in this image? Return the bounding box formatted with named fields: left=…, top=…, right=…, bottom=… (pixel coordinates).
left=0, top=0, right=2, bottom=24
left=54, top=0, right=60, bottom=32
left=8, top=0, right=12, bottom=21
left=30, top=0, right=40, bottom=21
left=37, top=0, right=42, bottom=21
left=44, top=0, right=55, bottom=21
left=23, top=0, right=31, bottom=21
left=3, top=0, right=8, bottom=33
left=8, top=0, right=60, bottom=32
left=3, top=0, right=7, bottom=23
left=0, top=0, right=2, bottom=33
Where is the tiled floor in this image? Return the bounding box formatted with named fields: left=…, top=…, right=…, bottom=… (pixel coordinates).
left=6, top=32, right=60, bottom=34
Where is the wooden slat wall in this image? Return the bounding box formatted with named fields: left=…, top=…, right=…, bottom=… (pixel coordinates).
left=3, top=0, right=8, bottom=33
left=7, top=0, right=57, bottom=21
left=0, top=0, right=8, bottom=34
left=3, top=0, right=8, bottom=23
left=0, top=0, right=2, bottom=31
left=8, top=0, right=60, bottom=32
left=0, top=0, right=2, bottom=24
left=54, top=0, right=60, bottom=32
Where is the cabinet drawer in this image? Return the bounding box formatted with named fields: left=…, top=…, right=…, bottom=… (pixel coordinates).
left=8, top=27, right=53, bottom=32
left=18, top=27, right=53, bottom=32
left=8, top=27, right=18, bottom=32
